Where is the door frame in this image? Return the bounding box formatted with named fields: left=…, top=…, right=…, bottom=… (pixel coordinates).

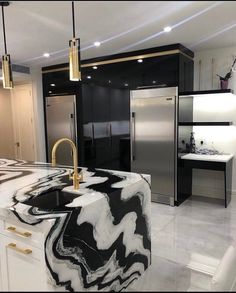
left=11, top=84, right=37, bottom=161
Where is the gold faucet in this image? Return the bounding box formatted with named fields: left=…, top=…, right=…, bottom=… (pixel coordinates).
left=51, top=138, right=83, bottom=190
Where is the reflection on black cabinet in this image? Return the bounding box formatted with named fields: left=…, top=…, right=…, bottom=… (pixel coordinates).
left=92, top=86, right=110, bottom=122
left=111, top=88, right=130, bottom=121
left=82, top=83, right=130, bottom=170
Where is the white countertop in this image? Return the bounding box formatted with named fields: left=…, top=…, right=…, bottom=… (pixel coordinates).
left=181, top=153, right=234, bottom=162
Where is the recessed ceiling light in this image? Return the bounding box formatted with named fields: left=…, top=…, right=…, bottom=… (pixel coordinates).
left=152, top=80, right=156, bottom=84
left=50, top=83, right=56, bottom=87
left=93, top=66, right=98, bottom=70
left=108, top=80, right=111, bottom=84
left=49, top=91, right=52, bottom=93
left=43, top=53, right=50, bottom=58
left=163, top=26, right=172, bottom=33
left=124, top=83, right=129, bottom=87
left=87, top=76, right=91, bottom=79
left=94, top=41, right=101, bottom=47
left=137, top=59, right=143, bottom=63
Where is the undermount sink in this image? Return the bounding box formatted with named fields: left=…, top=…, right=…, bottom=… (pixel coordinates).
left=23, top=189, right=80, bottom=210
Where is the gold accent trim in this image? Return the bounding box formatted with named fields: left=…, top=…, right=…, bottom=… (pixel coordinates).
left=7, top=243, right=32, bottom=255
left=42, top=66, right=69, bottom=74
left=69, top=38, right=82, bottom=81
left=180, top=51, right=193, bottom=60
left=7, top=226, right=32, bottom=238
left=42, top=49, right=193, bottom=73
left=2, top=54, right=14, bottom=89
left=82, top=49, right=180, bottom=67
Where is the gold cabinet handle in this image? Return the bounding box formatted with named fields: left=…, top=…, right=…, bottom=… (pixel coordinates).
left=7, top=243, right=32, bottom=255
left=7, top=226, right=32, bottom=238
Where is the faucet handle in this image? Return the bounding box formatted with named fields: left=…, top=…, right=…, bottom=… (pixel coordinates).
left=68, top=170, right=83, bottom=182
left=78, top=170, right=83, bottom=182
left=69, top=170, right=73, bottom=180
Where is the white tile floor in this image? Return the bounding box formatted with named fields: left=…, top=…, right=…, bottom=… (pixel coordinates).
left=126, top=196, right=236, bottom=291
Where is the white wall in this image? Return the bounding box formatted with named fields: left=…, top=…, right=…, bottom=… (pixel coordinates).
left=0, top=89, right=15, bottom=158
left=194, top=46, right=236, bottom=92
left=193, top=46, right=236, bottom=198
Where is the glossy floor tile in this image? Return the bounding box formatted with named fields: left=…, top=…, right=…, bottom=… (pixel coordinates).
left=126, top=196, right=236, bottom=292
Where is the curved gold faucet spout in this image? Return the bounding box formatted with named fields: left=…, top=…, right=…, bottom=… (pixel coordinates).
left=51, top=138, right=82, bottom=190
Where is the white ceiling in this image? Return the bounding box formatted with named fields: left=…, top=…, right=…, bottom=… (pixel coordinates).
left=0, top=1, right=236, bottom=68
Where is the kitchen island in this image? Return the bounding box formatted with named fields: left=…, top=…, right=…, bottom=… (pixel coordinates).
left=0, top=159, right=151, bottom=292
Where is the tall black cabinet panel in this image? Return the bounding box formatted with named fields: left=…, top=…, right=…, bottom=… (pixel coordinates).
left=92, top=85, right=110, bottom=122
left=81, top=82, right=130, bottom=170
left=110, top=88, right=130, bottom=170
left=177, top=95, right=194, bottom=206
left=92, top=85, right=112, bottom=169
left=110, top=88, right=130, bottom=121
left=179, top=54, right=194, bottom=92
left=82, top=83, right=95, bottom=168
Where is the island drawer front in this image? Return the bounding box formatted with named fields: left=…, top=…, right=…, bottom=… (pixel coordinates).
left=0, top=234, right=49, bottom=291
left=0, top=219, right=44, bottom=250
left=3, top=236, right=43, bottom=261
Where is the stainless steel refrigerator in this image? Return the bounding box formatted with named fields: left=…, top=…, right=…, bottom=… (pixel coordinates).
left=45, top=95, right=77, bottom=166
left=130, top=87, right=178, bottom=206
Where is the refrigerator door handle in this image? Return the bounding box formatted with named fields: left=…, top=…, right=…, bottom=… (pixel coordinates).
left=92, top=123, right=95, bottom=147
left=109, top=123, right=112, bottom=147
left=131, top=112, right=136, bottom=161
left=70, top=113, right=76, bottom=143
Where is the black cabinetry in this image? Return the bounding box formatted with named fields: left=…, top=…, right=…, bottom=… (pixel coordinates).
left=82, top=55, right=179, bottom=90
left=82, top=82, right=130, bottom=170
left=42, top=43, right=194, bottom=171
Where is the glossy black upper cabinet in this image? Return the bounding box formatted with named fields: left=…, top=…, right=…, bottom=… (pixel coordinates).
left=81, top=43, right=194, bottom=92
left=42, top=68, right=79, bottom=96
left=81, top=54, right=181, bottom=90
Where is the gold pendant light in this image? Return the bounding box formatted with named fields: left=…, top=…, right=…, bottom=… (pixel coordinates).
left=1, top=2, right=13, bottom=89
left=69, top=1, right=81, bottom=81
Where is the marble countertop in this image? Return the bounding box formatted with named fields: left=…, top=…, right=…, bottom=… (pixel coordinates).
left=0, top=158, right=151, bottom=291
left=180, top=153, right=234, bottom=162
left=0, top=158, right=150, bottom=211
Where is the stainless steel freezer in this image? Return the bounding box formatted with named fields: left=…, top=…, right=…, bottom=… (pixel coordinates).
left=130, top=87, right=178, bottom=206
left=46, top=95, right=77, bottom=166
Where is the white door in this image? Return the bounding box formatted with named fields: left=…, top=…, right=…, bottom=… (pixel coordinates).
left=0, top=89, right=15, bottom=158
left=11, top=84, right=36, bottom=161
left=0, top=235, right=48, bottom=291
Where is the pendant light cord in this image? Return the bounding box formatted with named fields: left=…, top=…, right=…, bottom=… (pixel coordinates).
left=1, top=5, right=7, bottom=54
left=72, top=1, right=75, bottom=39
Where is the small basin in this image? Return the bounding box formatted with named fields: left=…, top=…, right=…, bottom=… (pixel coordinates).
left=23, top=189, right=80, bottom=210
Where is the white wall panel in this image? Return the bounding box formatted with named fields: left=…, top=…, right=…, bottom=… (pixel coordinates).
left=193, top=46, right=236, bottom=198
